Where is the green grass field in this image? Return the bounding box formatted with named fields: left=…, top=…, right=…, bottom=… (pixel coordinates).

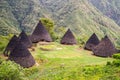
left=1, top=42, right=118, bottom=80
left=32, top=42, right=113, bottom=66
left=19, top=42, right=115, bottom=80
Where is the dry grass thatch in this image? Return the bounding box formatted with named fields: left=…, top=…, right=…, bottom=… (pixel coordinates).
left=30, top=21, right=52, bottom=43
left=3, top=35, right=18, bottom=57
left=8, top=42, right=35, bottom=68
left=19, top=30, right=32, bottom=48
left=9, top=55, right=35, bottom=68
left=84, top=33, right=100, bottom=51
left=60, top=29, right=77, bottom=45
left=92, top=35, right=117, bottom=57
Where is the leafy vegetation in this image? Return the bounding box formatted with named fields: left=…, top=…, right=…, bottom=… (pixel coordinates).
left=21, top=43, right=120, bottom=79
left=0, top=61, right=26, bottom=80
left=0, top=35, right=12, bottom=54
left=40, top=18, right=54, bottom=35
left=0, top=41, right=120, bottom=80
left=89, top=0, right=120, bottom=26
left=111, top=54, right=120, bottom=67
left=113, top=54, right=120, bottom=59
left=0, top=0, right=120, bottom=43
left=40, top=18, right=57, bottom=41
left=0, top=0, right=20, bottom=35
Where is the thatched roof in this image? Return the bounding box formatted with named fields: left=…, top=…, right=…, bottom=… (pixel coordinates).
left=19, top=31, right=32, bottom=48
left=30, top=21, right=52, bottom=43
left=60, top=29, right=77, bottom=45
left=84, top=33, right=100, bottom=51
left=92, top=35, right=117, bottom=57
left=8, top=42, right=35, bottom=68
left=3, top=35, right=18, bottom=56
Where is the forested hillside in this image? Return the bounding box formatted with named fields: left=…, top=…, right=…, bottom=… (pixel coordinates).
left=0, top=0, right=20, bottom=35
left=89, top=0, right=120, bottom=26
left=0, top=0, right=120, bottom=40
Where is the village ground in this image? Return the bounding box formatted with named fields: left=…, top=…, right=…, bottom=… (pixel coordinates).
left=21, top=42, right=114, bottom=80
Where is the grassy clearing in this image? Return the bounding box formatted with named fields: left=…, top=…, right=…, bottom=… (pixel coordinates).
left=22, top=42, right=116, bottom=80
left=32, top=42, right=113, bottom=66
left=1, top=42, right=117, bottom=80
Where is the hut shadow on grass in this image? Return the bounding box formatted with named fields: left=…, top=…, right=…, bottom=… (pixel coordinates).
left=40, top=47, right=55, bottom=51
left=39, top=41, right=52, bottom=45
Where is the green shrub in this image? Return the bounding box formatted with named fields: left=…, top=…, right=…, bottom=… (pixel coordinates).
left=112, top=54, right=120, bottom=59
left=100, top=75, right=120, bottom=80
left=23, top=67, right=40, bottom=80
left=51, top=33, right=59, bottom=42
left=106, top=61, right=111, bottom=65
left=0, top=44, right=5, bottom=51
left=0, top=61, right=27, bottom=80
left=0, top=57, right=4, bottom=64
left=112, top=60, right=120, bottom=67
left=77, top=37, right=85, bottom=46
left=0, top=35, right=11, bottom=53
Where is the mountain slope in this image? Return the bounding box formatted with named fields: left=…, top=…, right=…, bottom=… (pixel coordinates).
left=39, top=0, right=120, bottom=39
left=89, top=0, right=120, bottom=26
left=0, top=0, right=20, bottom=35
left=5, top=0, right=52, bottom=32
left=0, top=0, right=120, bottom=41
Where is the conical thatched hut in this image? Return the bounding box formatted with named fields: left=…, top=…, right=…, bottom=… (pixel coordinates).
left=3, top=35, right=18, bottom=56
left=92, top=35, right=117, bottom=57
left=19, top=31, right=32, bottom=48
left=84, top=33, right=100, bottom=51
left=60, top=29, right=77, bottom=45
left=8, top=42, right=35, bottom=68
left=30, top=21, right=52, bottom=43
